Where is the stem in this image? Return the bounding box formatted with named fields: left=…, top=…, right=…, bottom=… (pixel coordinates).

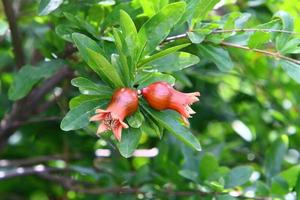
left=212, top=28, right=300, bottom=35
left=2, top=0, right=25, bottom=68
left=164, top=33, right=300, bottom=65
left=220, top=41, right=300, bottom=65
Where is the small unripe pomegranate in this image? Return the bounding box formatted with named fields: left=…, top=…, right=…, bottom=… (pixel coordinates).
left=90, top=88, right=138, bottom=141
left=141, top=82, right=200, bottom=124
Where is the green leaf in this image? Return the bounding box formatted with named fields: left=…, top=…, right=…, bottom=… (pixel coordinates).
left=55, top=24, right=76, bottom=42
left=139, top=0, right=168, bottom=17
left=112, top=29, right=131, bottom=86
left=142, top=105, right=201, bottom=151
left=179, top=169, right=198, bottom=182
left=86, top=48, right=124, bottom=88
left=69, top=95, right=102, bottom=109
left=61, top=100, right=106, bottom=131
left=39, top=0, right=63, bottom=15
left=198, top=44, right=233, bottom=72
left=248, top=31, right=270, bottom=49
left=191, top=0, right=220, bottom=26
left=71, top=77, right=113, bottom=97
left=138, top=43, right=190, bottom=67
left=127, top=109, right=145, bottom=128
left=147, top=52, right=200, bottom=72
left=280, top=38, right=300, bottom=55
left=224, top=166, right=253, bottom=189
left=199, top=153, right=219, bottom=180
left=137, top=72, right=175, bottom=89
left=296, top=173, right=300, bottom=200
left=72, top=33, right=123, bottom=87
left=138, top=2, right=186, bottom=56
left=280, top=61, right=300, bottom=83
left=273, top=11, right=294, bottom=52
left=271, top=176, right=289, bottom=195
left=64, top=13, right=98, bottom=39
left=8, top=60, right=63, bottom=100
left=117, top=128, right=142, bottom=158
left=265, top=135, right=289, bottom=181
left=120, top=10, right=138, bottom=65
left=140, top=117, right=163, bottom=138
left=279, top=165, right=300, bottom=190
left=187, top=32, right=206, bottom=44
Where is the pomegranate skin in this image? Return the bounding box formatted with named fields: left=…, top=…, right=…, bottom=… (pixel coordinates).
left=90, top=88, right=138, bottom=141
left=141, top=81, right=200, bottom=124
left=141, top=82, right=171, bottom=110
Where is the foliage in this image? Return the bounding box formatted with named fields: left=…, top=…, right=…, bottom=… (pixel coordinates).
left=0, top=0, right=300, bottom=199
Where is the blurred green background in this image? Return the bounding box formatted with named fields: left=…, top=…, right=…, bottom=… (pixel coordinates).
left=0, top=0, right=299, bottom=199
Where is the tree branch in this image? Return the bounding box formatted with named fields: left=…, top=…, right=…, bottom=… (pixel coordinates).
left=219, top=41, right=300, bottom=65
left=212, top=28, right=300, bottom=35
left=164, top=33, right=300, bottom=65
left=0, top=154, right=80, bottom=167
left=0, top=66, right=73, bottom=150
left=2, top=0, right=25, bottom=68
left=0, top=167, right=272, bottom=200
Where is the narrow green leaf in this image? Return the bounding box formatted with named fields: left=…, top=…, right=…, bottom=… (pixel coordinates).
left=138, top=2, right=186, bottom=56
left=120, top=10, right=138, bottom=65
left=142, top=105, right=201, bottom=151
left=39, top=0, right=63, bottom=16
left=127, top=109, right=145, bottom=128
left=72, top=33, right=119, bottom=87
left=179, top=169, right=198, bottom=182
left=8, top=60, right=63, bottom=100
left=71, top=77, right=113, bottom=96
left=61, top=100, right=107, bottom=131
left=117, top=128, right=142, bottom=158
left=147, top=52, right=200, bottom=72
left=187, top=32, right=206, bottom=44
left=191, top=0, right=220, bottom=26
left=69, top=95, right=102, bottom=110
left=280, top=38, right=300, bottom=55
left=265, top=135, right=289, bottom=181
left=179, top=0, right=220, bottom=27
left=248, top=31, right=270, bottom=49
left=139, top=0, right=168, bottom=17
left=86, top=48, right=124, bottom=88
left=279, top=165, right=300, bottom=190
left=113, top=29, right=131, bottom=85
left=280, top=60, right=300, bottom=83
left=199, top=153, right=219, bottom=180
left=273, top=11, right=294, bottom=52
left=137, top=72, right=175, bottom=89
left=271, top=176, right=289, bottom=195
left=296, top=173, right=300, bottom=200
left=224, top=166, right=253, bottom=189
left=198, top=44, right=233, bottom=72
left=140, top=116, right=163, bottom=138
left=138, top=43, right=190, bottom=67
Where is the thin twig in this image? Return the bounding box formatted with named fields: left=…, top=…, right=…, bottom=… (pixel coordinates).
left=164, top=33, right=300, bottom=65
left=0, top=165, right=271, bottom=200
left=2, top=0, right=25, bottom=68
left=212, top=28, right=300, bottom=35
left=219, top=41, right=300, bottom=65
left=0, top=166, right=68, bottom=180
left=0, top=154, right=80, bottom=167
